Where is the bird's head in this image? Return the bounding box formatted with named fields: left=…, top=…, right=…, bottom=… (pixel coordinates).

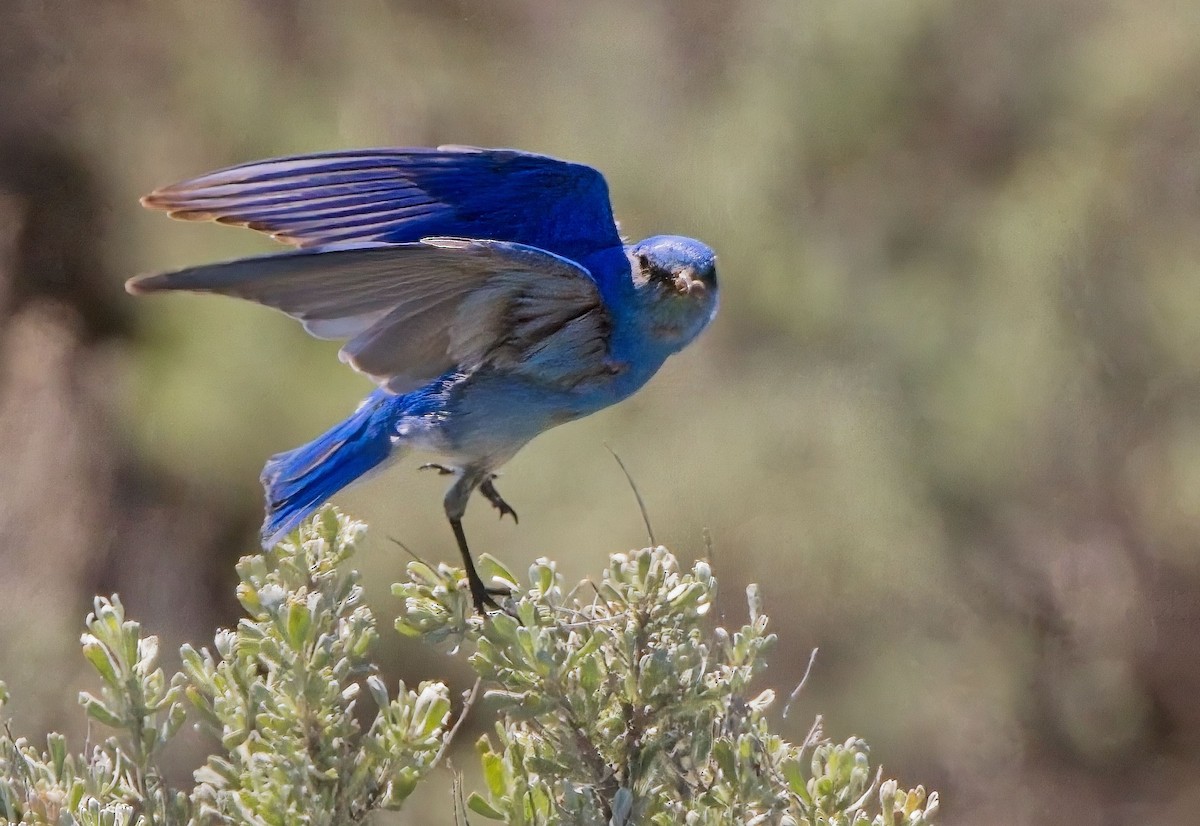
left=629, top=235, right=719, bottom=350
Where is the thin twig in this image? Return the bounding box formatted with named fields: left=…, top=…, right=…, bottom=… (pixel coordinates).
left=564, top=578, right=591, bottom=604
left=797, top=714, right=824, bottom=763
left=452, top=771, right=471, bottom=826
left=782, top=647, right=819, bottom=719
left=603, top=443, right=656, bottom=546
left=554, top=611, right=634, bottom=629
left=387, top=535, right=434, bottom=568
left=847, top=767, right=884, bottom=815
left=432, top=677, right=483, bottom=771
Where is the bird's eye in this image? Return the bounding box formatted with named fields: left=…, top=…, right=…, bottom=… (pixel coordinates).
left=633, top=253, right=679, bottom=286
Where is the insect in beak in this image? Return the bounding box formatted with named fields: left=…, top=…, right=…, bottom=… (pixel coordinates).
left=673, top=269, right=706, bottom=296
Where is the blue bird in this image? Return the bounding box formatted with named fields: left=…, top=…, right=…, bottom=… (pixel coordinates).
left=127, top=146, right=718, bottom=612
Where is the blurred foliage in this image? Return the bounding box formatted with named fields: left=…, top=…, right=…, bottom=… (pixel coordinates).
left=0, top=511, right=451, bottom=825
left=0, top=509, right=937, bottom=825
left=395, top=526, right=937, bottom=824
left=2, top=0, right=1200, bottom=823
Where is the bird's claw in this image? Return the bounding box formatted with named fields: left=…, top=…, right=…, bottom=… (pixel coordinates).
left=480, top=475, right=519, bottom=523
left=467, top=576, right=515, bottom=615
left=421, top=464, right=518, bottom=522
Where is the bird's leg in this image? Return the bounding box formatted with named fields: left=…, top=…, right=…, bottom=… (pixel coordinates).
left=443, top=469, right=511, bottom=614
left=479, top=475, right=519, bottom=523
left=448, top=517, right=504, bottom=613
left=428, top=462, right=518, bottom=522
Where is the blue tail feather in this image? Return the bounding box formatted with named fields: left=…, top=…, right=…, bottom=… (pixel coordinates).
left=260, top=390, right=398, bottom=547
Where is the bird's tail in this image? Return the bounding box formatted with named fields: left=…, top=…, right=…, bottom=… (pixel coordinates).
left=260, top=389, right=399, bottom=547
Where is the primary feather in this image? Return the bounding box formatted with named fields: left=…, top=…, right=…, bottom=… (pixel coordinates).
left=140, top=146, right=623, bottom=269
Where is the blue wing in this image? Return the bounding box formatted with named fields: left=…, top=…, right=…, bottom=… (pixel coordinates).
left=141, top=146, right=623, bottom=265
left=126, top=239, right=616, bottom=393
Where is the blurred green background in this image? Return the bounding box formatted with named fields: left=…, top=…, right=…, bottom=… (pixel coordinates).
left=2, top=1, right=1200, bottom=822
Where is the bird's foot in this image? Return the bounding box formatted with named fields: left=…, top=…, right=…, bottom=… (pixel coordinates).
left=419, top=462, right=455, bottom=476
left=466, top=573, right=514, bottom=615
left=479, top=475, right=519, bottom=523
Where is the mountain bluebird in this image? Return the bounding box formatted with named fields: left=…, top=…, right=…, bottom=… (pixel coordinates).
left=128, top=147, right=718, bottom=611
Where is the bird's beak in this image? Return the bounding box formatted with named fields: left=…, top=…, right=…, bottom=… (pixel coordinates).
left=673, top=269, right=706, bottom=296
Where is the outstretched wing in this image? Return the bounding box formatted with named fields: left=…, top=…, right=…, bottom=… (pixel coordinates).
left=126, top=239, right=615, bottom=393
left=141, top=147, right=623, bottom=265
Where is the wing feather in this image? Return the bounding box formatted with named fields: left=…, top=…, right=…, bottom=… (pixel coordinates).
left=141, top=147, right=623, bottom=266
left=126, top=239, right=614, bottom=393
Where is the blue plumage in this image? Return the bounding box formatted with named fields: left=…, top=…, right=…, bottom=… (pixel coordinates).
left=141, top=147, right=622, bottom=267
left=260, top=388, right=398, bottom=547
left=130, top=146, right=719, bottom=612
